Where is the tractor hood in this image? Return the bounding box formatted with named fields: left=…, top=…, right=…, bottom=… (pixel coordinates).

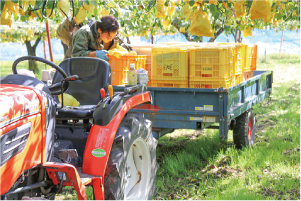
left=0, top=84, right=42, bottom=129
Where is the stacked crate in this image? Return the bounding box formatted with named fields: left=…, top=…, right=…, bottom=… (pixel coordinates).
left=189, top=45, right=236, bottom=88
left=241, top=44, right=257, bottom=82
left=217, top=43, right=243, bottom=84
left=147, top=42, right=257, bottom=89
left=151, top=46, right=189, bottom=88
left=230, top=43, right=243, bottom=84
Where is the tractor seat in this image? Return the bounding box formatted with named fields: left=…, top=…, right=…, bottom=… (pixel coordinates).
left=52, top=57, right=111, bottom=120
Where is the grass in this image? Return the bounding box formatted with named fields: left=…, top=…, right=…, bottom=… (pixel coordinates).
left=154, top=54, right=300, bottom=200
left=0, top=54, right=299, bottom=200
left=0, top=59, right=63, bottom=80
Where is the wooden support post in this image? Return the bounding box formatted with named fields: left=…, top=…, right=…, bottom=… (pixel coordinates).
left=43, top=41, right=47, bottom=59
left=46, top=20, right=53, bottom=62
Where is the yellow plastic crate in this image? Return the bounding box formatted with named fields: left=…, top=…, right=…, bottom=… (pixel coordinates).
left=151, top=79, right=188, bottom=88
left=217, top=43, right=243, bottom=76
left=189, top=76, right=235, bottom=89
left=242, top=44, right=257, bottom=71
left=189, top=45, right=236, bottom=88
left=108, top=55, right=146, bottom=86
left=151, top=46, right=189, bottom=81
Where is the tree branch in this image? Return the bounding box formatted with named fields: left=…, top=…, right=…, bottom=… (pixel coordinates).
left=209, top=27, right=224, bottom=42
left=231, top=30, right=235, bottom=39
left=33, top=36, right=41, bottom=50
left=171, top=19, right=194, bottom=42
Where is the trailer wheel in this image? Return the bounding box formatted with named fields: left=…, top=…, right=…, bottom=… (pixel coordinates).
left=233, top=109, right=256, bottom=149
left=103, top=114, right=158, bottom=200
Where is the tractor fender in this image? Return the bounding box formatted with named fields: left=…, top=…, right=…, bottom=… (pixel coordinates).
left=82, top=92, right=151, bottom=197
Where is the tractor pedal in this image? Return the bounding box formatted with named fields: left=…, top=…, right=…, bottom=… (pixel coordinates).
left=57, top=149, right=78, bottom=163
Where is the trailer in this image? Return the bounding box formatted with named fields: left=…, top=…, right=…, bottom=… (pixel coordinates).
left=114, top=70, right=273, bottom=148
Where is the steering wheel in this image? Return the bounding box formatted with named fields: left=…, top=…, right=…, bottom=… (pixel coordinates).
left=12, top=56, right=69, bottom=95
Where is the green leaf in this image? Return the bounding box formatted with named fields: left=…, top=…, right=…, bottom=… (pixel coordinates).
left=11, top=0, right=18, bottom=3
left=83, top=0, right=90, bottom=5
left=13, top=13, right=18, bottom=21
left=87, top=12, right=92, bottom=19
left=210, top=4, right=216, bottom=16
left=34, top=1, right=44, bottom=10
left=246, top=1, right=252, bottom=8
left=189, top=0, right=195, bottom=7
left=129, top=21, right=134, bottom=29
left=148, top=0, right=155, bottom=9
left=93, top=6, right=98, bottom=17
left=268, top=0, right=274, bottom=6
left=20, top=16, right=26, bottom=22
left=74, top=8, right=79, bottom=16
left=275, top=12, right=282, bottom=20
left=91, top=1, right=98, bottom=6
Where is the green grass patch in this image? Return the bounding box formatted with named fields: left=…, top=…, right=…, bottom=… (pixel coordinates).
left=55, top=186, right=94, bottom=200
left=0, top=59, right=63, bottom=80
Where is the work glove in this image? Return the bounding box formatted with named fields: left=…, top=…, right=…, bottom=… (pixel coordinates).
left=96, top=50, right=109, bottom=61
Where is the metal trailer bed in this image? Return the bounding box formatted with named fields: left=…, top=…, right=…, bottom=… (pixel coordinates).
left=114, top=70, right=273, bottom=140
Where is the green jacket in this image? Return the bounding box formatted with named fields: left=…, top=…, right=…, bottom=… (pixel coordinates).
left=71, top=23, right=118, bottom=57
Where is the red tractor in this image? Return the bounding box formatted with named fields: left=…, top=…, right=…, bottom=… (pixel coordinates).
left=0, top=56, right=158, bottom=200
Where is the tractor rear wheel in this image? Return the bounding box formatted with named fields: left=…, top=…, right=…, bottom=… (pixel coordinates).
left=233, top=109, right=256, bottom=149
left=103, top=114, right=158, bottom=200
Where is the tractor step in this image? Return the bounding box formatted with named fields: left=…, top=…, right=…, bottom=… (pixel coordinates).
left=76, top=167, right=100, bottom=186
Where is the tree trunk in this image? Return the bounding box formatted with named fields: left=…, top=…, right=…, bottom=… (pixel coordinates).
left=209, top=27, right=224, bottom=42
left=232, top=29, right=243, bottom=43
left=126, top=37, right=131, bottom=44
left=25, top=37, right=41, bottom=74
left=237, top=30, right=242, bottom=43
left=61, top=40, right=68, bottom=54
left=232, top=30, right=238, bottom=43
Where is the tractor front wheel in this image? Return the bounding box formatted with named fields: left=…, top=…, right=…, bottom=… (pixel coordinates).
left=233, top=109, right=256, bottom=149
left=103, top=114, right=158, bottom=200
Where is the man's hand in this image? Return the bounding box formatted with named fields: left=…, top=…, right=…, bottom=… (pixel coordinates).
left=96, top=50, right=109, bottom=61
